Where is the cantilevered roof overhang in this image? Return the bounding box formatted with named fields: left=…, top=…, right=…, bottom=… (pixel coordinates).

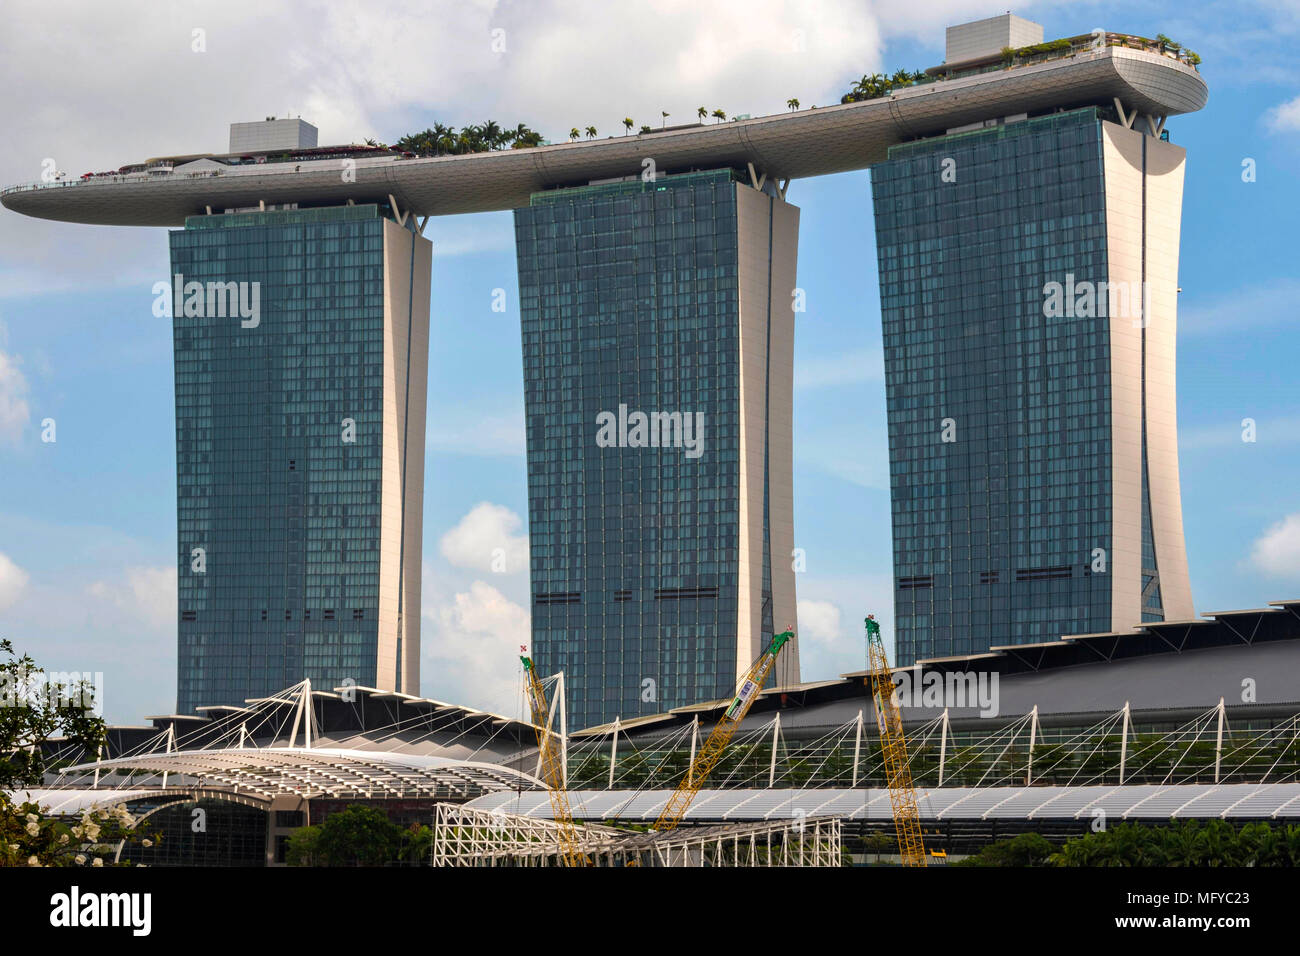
left=57, top=746, right=545, bottom=801
left=1, top=45, right=1205, bottom=227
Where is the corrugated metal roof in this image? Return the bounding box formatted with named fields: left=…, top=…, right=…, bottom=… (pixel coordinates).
left=465, top=783, right=1300, bottom=822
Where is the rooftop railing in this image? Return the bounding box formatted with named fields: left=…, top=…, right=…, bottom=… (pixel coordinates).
left=931, top=31, right=1202, bottom=82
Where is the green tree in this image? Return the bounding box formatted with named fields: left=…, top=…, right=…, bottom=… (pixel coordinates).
left=786, top=98, right=799, bottom=111
left=286, top=805, right=403, bottom=866
left=957, top=832, right=1055, bottom=867
left=863, top=829, right=892, bottom=864
left=284, top=824, right=323, bottom=866
left=1, top=638, right=105, bottom=790
left=397, top=823, right=432, bottom=864
left=1, top=638, right=156, bottom=867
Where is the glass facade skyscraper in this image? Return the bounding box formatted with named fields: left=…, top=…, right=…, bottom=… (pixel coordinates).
left=170, top=204, right=429, bottom=712
left=873, top=108, right=1194, bottom=665
left=515, top=169, right=800, bottom=729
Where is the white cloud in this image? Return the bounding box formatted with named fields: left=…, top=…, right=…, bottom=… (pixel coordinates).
left=86, top=565, right=177, bottom=632
left=421, top=580, right=529, bottom=714
left=0, top=0, right=900, bottom=294
left=439, top=502, right=529, bottom=574
left=0, top=349, right=31, bottom=444
left=0, top=551, right=30, bottom=610
left=797, top=598, right=843, bottom=646
left=1250, top=514, right=1300, bottom=578
left=1267, top=94, right=1300, bottom=132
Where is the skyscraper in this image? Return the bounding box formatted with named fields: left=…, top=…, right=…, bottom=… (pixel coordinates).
left=515, top=169, right=800, bottom=728
left=873, top=18, right=1195, bottom=664
left=170, top=203, right=428, bottom=711
left=1, top=20, right=1206, bottom=715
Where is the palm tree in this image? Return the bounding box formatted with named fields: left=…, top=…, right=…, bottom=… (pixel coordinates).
left=569, top=127, right=580, bottom=141
left=433, top=123, right=455, bottom=154
left=711, top=108, right=726, bottom=123
left=585, top=125, right=597, bottom=139
left=786, top=98, right=799, bottom=112
left=1283, top=823, right=1300, bottom=865
left=697, top=106, right=708, bottom=121
left=622, top=117, right=634, bottom=134
left=639, top=125, right=652, bottom=134
left=850, top=73, right=886, bottom=101
left=512, top=126, right=543, bottom=148
left=478, top=120, right=504, bottom=149
left=661, top=111, right=670, bottom=128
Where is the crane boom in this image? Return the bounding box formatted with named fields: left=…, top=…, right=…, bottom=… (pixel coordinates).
left=653, top=629, right=794, bottom=833
left=521, top=656, right=587, bottom=866
left=864, top=615, right=927, bottom=866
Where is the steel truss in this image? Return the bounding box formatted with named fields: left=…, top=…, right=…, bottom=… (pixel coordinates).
left=431, top=803, right=842, bottom=867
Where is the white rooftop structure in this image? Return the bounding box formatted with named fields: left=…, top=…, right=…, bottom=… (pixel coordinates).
left=50, top=747, right=543, bottom=804
left=946, top=13, right=1044, bottom=64
left=229, top=117, right=318, bottom=153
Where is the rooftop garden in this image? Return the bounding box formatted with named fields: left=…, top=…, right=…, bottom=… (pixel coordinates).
left=839, top=68, right=934, bottom=104
left=834, top=30, right=1201, bottom=107
left=387, top=120, right=544, bottom=156
left=999, top=31, right=1201, bottom=71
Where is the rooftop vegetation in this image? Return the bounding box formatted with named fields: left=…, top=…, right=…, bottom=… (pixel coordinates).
left=839, top=68, right=930, bottom=104
left=389, top=120, right=544, bottom=156
left=1001, top=32, right=1201, bottom=69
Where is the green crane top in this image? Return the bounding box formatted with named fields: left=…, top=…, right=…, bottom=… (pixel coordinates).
left=864, top=615, right=882, bottom=646
left=767, top=630, right=795, bottom=658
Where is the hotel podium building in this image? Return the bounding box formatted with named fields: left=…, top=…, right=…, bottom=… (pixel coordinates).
left=1, top=17, right=1206, bottom=716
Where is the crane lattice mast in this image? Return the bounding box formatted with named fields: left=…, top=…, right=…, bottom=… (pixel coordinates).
left=653, top=629, right=795, bottom=833
left=521, top=655, right=587, bottom=866
left=864, top=614, right=927, bottom=866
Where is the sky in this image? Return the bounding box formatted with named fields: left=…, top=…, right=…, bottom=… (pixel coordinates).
left=0, top=0, right=1297, bottom=724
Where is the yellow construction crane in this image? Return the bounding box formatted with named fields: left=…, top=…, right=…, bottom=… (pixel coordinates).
left=653, top=629, right=795, bottom=833
left=864, top=614, right=927, bottom=866
left=520, top=654, right=587, bottom=867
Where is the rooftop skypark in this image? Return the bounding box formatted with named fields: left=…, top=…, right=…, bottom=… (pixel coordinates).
left=2, top=26, right=1206, bottom=226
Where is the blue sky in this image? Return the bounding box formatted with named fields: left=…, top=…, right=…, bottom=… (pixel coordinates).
left=0, top=0, right=1297, bottom=723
